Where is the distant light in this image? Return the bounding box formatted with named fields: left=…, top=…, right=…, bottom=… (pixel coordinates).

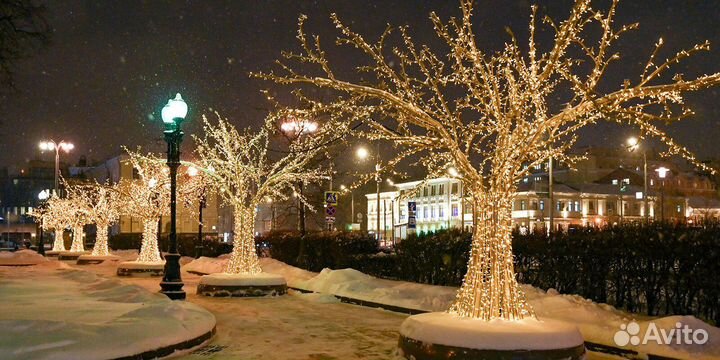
left=656, top=167, right=670, bottom=179
left=635, top=191, right=643, bottom=200
left=355, top=147, right=369, bottom=160
left=280, top=116, right=317, bottom=135
left=38, top=189, right=50, bottom=200
left=161, top=93, right=188, bottom=124
left=626, top=137, right=638, bottom=147
left=386, top=178, right=394, bottom=186
left=148, top=178, right=158, bottom=188
left=187, top=166, right=199, bottom=177
left=448, top=167, right=460, bottom=178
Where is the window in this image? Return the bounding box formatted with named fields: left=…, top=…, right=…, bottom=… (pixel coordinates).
left=452, top=204, right=459, bottom=217
left=439, top=207, right=445, bottom=218
left=556, top=201, right=563, bottom=211
left=650, top=179, right=655, bottom=186
left=423, top=187, right=428, bottom=197
left=439, top=184, right=445, bottom=195
left=520, top=200, right=526, bottom=210
left=451, top=183, right=458, bottom=194
left=539, top=200, right=545, bottom=210
left=623, top=178, right=630, bottom=185
left=431, top=207, right=436, bottom=218
left=423, top=206, right=428, bottom=219
left=589, top=201, right=595, bottom=213
left=676, top=205, right=682, bottom=213
left=612, top=179, right=618, bottom=185
left=431, top=186, right=436, bottom=196
left=574, top=201, right=580, bottom=212
left=531, top=201, right=538, bottom=210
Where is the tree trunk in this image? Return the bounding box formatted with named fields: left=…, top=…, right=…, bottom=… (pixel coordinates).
left=91, top=224, right=109, bottom=256
left=52, top=229, right=66, bottom=251
left=225, top=206, right=261, bottom=274
left=137, top=218, right=162, bottom=262
left=449, top=191, right=534, bottom=320
left=70, top=226, right=85, bottom=252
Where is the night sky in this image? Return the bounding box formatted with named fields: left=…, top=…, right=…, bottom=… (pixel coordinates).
left=1, top=0, right=719, bottom=171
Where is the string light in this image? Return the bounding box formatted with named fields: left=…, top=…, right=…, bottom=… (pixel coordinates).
left=193, top=112, right=340, bottom=275
left=256, top=0, right=720, bottom=320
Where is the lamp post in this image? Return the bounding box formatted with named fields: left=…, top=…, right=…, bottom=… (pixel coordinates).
left=159, top=93, right=188, bottom=301
left=656, top=167, right=669, bottom=222
left=39, top=140, right=74, bottom=196
left=280, top=116, right=317, bottom=235
left=356, top=145, right=383, bottom=242
left=187, top=166, right=206, bottom=259
left=36, top=189, right=50, bottom=256
left=626, top=137, right=648, bottom=223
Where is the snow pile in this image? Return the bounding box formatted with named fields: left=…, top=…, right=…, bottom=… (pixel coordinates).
left=0, top=250, right=48, bottom=265
left=257, top=258, right=720, bottom=359
left=400, top=313, right=583, bottom=350
left=0, top=266, right=216, bottom=360
left=184, top=256, right=227, bottom=274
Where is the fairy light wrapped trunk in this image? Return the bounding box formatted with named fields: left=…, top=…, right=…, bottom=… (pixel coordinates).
left=193, top=111, right=345, bottom=296
left=258, top=0, right=719, bottom=356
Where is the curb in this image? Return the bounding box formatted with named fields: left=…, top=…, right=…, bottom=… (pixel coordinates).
left=112, top=326, right=216, bottom=360
left=288, top=287, right=681, bottom=360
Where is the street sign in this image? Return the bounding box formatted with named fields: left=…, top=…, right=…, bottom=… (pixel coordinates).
left=408, top=201, right=417, bottom=229
left=324, top=191, right=339, bottom=205
left=326, top=205, right=336, bottom=217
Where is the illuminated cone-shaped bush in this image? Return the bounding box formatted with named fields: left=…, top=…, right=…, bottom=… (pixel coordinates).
left=259, top=0, right=720, bottom=357
left=195, top=112, right=340, bottom=297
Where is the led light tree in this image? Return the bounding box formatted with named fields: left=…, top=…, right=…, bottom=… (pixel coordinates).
left=258, top=0, right=719, bottom=357
left=193, top=111, right=339, bottom=297
left=115, top=151, right=172, bottom=276
left=30, top=194, right=73, bottom=255
left=60, top=185, right=94, bottom=259
left=73, top=182, right=122, bottom=264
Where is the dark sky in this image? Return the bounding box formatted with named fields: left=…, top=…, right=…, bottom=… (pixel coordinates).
left=1, top=0, right=719, bottom=172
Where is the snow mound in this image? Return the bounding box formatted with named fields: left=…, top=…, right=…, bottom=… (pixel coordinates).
left=184, top=256, right=227, bottom=274
left=199, top=272, right=286, bottom=287
left=0, top=266, right=215, bottom=360
left=400, top=313, right=584, bottom=350
left=0, top=250, right=48, bottom=265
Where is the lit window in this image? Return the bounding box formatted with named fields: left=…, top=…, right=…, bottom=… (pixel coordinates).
left=539, top=200, right=545, bottom=210
left=452, top=204, right=459, bottom=217
left=612, top=179, right=618, bottom=185
left=439, top=207, right=444, bottom=218
left=520, top=200, right=526, bottom=210
left=439, top=184, right=445, bottom=195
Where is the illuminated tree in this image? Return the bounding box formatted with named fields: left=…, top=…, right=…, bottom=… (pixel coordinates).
left=69, top=182, right=121, bottom=257
left=64, top=185, right=94, bottom=253
left=258, top=0, right=720, bottom=320
left=31, top=194, right=72, bottom=252
left=193, top=112, right=338, bottom=275
left=117, top=151, right=172, bottom=263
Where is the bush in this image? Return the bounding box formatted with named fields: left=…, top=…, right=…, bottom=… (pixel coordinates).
left=261, top=231, right=380, bottom=272
left=108, top=233, right=232, bottom=258
left=258, top=224, right=720, bottom=325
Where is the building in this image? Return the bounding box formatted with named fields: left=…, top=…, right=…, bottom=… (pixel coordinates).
left=366, top=166, right=718, bottom=241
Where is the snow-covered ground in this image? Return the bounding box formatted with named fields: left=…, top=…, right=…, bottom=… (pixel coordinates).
left=184, top=256, right=720, bottom=360
left=0, top=250, right=49, bottom=265
left=0, top=260, right=216, bottom=360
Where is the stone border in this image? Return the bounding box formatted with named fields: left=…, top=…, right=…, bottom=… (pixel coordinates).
left=112, top=326, right=216, bottom=360
left=398, top=335, right=586, bottom=360
left=0, top=263, right=37, bottom=267
left=197, top=283, right=287, bottom=297
left=117, top=267, right=164, bottom=277
left=58, top=252, right=88, bottom=261
left=286, top=287, right=681, bottom=360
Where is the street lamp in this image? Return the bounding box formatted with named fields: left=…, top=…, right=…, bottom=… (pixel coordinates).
left=356, top=144, right=383, bottom=242
left=626, top=137, right=648, bottom=223
left=187, top=166, right=206, bottom=258
left=36, top=189, right=51, bottom=256
left=39, top=140, right=74, bottom=196
left=281, top=115, right=317, bottom=235
left=656, top=166, right=670, bottom=222
left=159, top=93, right=188, bottom=301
